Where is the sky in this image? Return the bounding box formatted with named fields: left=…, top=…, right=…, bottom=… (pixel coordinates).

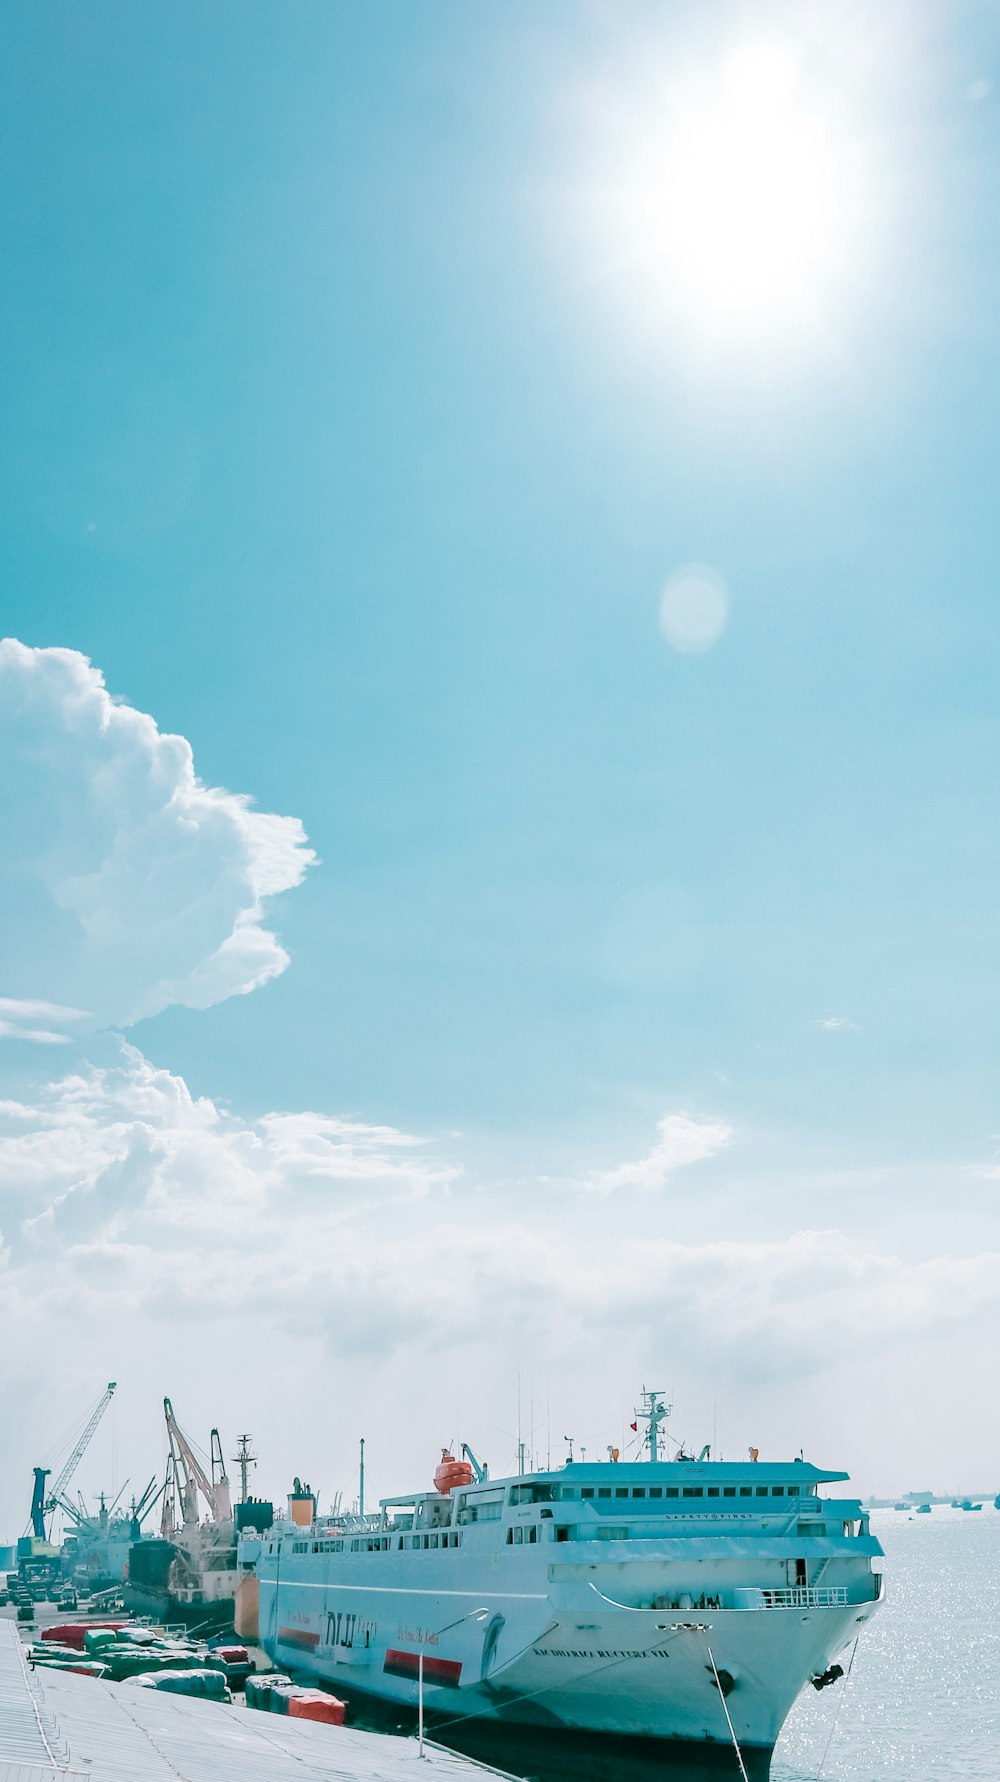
left=1, top=0, right=1000, bottom=1527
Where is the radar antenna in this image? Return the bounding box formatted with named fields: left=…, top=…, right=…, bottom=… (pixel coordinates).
left=633, top=1386, right=671, bottom=1463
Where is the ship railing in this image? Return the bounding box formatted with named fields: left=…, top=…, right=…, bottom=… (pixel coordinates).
left=746, top=1586, right=849, bottom=1609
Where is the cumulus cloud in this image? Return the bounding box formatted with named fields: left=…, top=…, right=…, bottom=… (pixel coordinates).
left=0, top=640, right=315, bottom=1034
left=584, top=1110, right=733, bottom=1193
left=2, top=1041, right=999, bottom=1506
left=3, top=1043, right=452, bottom=1246
left=6, top=1048, right=994, bottom=1384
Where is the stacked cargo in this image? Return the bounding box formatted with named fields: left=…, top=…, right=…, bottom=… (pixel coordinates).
left=40, top=1622, right=128, bottom=1650
left=30, top=1621, right=253, bottom=1696
left=130, top=1668, right=232, bottom=1701
left=245, top=1673, right=346, bottom=1725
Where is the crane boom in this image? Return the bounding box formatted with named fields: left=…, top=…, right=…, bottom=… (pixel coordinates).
left=30, top=1381, right=116, bottom=1538
left=163, top=1397, right=231, bottom=1524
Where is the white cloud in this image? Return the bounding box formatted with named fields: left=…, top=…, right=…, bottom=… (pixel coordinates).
left=584, top=1110, right=733, bottom=1193
left=813, top=1015, right=858, bottom=1031
left=2, top=1047, right=997, bottom=1382
left=1, top=1042, right=999, bottom=1509
left=0, top=640, right=315, bottom=1034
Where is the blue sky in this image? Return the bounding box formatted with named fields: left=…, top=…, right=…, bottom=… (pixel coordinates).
left=2, top=1, right=1000, bottom=1502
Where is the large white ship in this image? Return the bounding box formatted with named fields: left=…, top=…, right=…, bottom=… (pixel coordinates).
left=243, top=1391, right=883, bottom=1759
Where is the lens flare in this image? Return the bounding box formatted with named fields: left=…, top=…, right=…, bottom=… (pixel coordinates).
left=659, top=565, right=729, bottom=653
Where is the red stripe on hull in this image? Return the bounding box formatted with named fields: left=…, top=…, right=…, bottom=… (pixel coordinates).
left=383, top=1648, right=463, bottom=1687
left=278, top=1626, right=320, bottom=1649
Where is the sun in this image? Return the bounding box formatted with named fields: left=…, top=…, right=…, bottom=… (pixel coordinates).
left=594, top=44, right=862, bottom=343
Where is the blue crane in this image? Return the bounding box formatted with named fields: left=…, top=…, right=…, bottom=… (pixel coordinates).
left=29, top=1382, right=117, bottom=1539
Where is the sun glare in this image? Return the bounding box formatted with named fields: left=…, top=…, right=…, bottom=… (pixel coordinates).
left=597, top=43, right=863, bottom=343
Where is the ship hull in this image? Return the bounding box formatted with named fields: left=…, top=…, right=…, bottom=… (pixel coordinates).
left=124, top=1583, right=235, bottom=1632
left=259, top=1574, right=878, bottom=1748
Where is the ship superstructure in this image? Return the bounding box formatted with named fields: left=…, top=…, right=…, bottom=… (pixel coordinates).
left=246, top=1393, right=884, bottom=1755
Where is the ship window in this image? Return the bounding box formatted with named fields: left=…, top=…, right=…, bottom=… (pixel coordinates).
left=615, top=1488, right=628, bottom=1499
left=666, top=1488, right=679, bottom=1499
left=429, top=1535, right=439, bottom=1549
left=631, top=1488, right=646, bottom=1499
left=555, top=1527, right=570, bottom=1542
left=595, top=1526, right=628, bottom=1541
left=513, top=1527, right=523, bottom=1544
left=649, top=1488, right=662, bottom=1498
left=682, top=1488, right=702, bottom=1499
left=598, top=1488, right=611, bottom=1499
left=756, top=1487, right=768, bottom=1498
left=581, top=1488, right=594, bottom=1499
left=740, top=1487, right=752, bottom=1497
left=771, top=1486, right=785, bottom=1496
left=797, top=1521, right=827, bottom=1537
left=528, top=1526, right=537, bottom=1543
left=723, top=1487, right=736, bottom=1498
left=707, top=1488, right=720, bottom=1498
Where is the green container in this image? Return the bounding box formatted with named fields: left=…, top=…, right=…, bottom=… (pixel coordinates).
left=105, top=1649, right=202, bottom=1682
left=245, top=1673, right=292, bottom=1713
left=134, top=1667, right=232, bottom=1701
left=84, top=1629, right=119, bottom=1654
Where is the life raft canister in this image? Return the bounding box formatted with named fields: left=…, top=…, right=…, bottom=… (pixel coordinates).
left=434, top=1450, right=474, bottom=1494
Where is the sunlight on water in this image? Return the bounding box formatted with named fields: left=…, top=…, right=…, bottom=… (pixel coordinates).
left=773, top=1509, right=1000, bottom=1781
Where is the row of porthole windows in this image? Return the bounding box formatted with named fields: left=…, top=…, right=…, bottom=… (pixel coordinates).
left=572, top=1484, right=801, bottom=1502
left=281, top=1532, right=465, bottom=1555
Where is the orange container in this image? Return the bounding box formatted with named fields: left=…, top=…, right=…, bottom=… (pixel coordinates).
left=41, top=1622, right=129, bottom=1651
left=285, top=1688, right=346, bottom=1725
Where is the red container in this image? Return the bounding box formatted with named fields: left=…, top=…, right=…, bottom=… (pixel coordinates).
left=211, top=1646, right=249, bottom=1663
left=41, top=1622, right=129, bottom=1651
left=285, top=1688, right=346, bottom=1725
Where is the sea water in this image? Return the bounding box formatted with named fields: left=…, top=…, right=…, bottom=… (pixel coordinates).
left=772, top=1506, right=1000, bottom=1781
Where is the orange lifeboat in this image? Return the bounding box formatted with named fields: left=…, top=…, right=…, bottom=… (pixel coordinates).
left=434, top=1450, right=474, bottom=1494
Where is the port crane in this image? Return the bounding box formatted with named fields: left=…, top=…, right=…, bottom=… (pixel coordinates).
left=161, top=1397, right=232, bottom=1532
left=29, top=1381, right=117, bottom=1539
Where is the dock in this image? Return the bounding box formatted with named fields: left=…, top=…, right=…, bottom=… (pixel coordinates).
left=0, top=1621, right=517, bottom=1782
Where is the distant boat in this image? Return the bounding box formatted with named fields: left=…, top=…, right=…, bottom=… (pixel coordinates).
left=955, top=1500, right=981, bottom=1512
left=893, top=1502, right=908, bottom=1511
left=915, top=1503, right=931, bottom=1514
left=994, top=1495, right=1000, bottom=1511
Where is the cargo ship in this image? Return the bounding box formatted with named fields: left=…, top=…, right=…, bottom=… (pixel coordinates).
left=241, top=1389, right=884, bottom=1759
left=125, top=1401, right=271, bottom=1633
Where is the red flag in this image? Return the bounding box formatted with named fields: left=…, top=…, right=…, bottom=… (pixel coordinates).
left=630, top=1421, right=638, bottom=1432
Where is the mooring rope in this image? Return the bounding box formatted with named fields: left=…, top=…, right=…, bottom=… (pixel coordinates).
left=706, top=1642, right=749, bottom=1782
left=816, top=1637, right=859, bottom=1779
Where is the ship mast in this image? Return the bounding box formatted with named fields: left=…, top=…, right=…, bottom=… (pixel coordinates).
left=634, top=1386, right=671, bottom=1463
left=231, top=1434, right=257, bottom=1504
